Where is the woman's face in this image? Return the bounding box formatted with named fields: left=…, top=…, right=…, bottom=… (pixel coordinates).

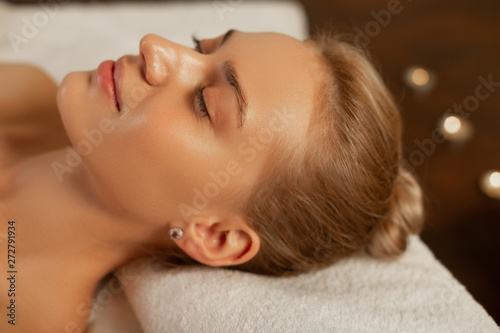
left=57, top=31, right=321, bottom=223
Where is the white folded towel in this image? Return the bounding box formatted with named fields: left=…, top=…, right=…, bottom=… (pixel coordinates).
left=119, top=236, right=498, bottom=332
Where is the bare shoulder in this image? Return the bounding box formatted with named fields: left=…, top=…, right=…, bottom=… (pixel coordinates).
left=0, top=63, right=58, bottom=123
left=0, top=63, right=70, bottom=166
left=0, top=63, right=56, bottom=86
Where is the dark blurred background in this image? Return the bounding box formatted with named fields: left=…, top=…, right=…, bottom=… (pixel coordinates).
left=6, top=0, right=500, bottom=324
left=294, top=0, right=500, bottom=323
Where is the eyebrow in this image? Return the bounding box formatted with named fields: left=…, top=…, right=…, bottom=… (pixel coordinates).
left=219, top=30, right=247, bottom=128
left=221, top=29, right=235, bottom=46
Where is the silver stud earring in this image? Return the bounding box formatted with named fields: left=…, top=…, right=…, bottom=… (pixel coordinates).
left=168, top=227, right=184, bottom=240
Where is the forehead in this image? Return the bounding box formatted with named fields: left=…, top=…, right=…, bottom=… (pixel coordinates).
left=222, top=31, right=321, bottom=144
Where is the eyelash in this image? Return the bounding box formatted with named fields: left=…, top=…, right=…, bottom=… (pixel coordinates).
left=192, top=36, right=202, bottom=53
left=195, top=87, right=209, bottom=118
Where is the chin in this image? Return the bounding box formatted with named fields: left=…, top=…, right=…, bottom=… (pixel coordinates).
left=57, top=70, right=109, bottom=152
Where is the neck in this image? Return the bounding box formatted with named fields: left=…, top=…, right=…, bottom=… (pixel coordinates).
left=0, top=148, right=168, bottom=285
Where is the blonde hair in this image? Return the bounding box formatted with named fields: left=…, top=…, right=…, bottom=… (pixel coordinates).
left=156, top=29, right=425, bottom=276
left=234, top=29, right=425, bottom=276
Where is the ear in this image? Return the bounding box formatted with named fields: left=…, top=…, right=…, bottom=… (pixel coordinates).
left=174, top=214, right=260, bottom=267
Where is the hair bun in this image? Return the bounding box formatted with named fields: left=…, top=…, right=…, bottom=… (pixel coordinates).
left=366, top=167, right=425, bottom=259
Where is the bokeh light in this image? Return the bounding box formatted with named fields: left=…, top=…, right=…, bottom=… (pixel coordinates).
left=440, top=115, right=473, bottom=143
left=403, top=65, right=436, bottom=93
left=411, top=68, right=430, bottom=86
left=479, top=170, right=500, bottom=200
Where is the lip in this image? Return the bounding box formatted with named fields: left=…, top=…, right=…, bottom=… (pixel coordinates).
left=97, top=60, right=120, bottom=111
left=114, top=57, right=124, bottom=111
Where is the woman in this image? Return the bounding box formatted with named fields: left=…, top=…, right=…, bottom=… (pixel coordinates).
left=0, top=29, right=424, bottom=331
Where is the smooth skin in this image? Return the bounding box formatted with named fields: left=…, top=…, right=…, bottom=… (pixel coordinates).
left=0, top=31, right=322, bottom=331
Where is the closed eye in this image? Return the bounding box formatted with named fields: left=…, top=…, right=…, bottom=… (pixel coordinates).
left=192, top=30, right=245, bottom=128
left=195, top=87, right=210, bottom=119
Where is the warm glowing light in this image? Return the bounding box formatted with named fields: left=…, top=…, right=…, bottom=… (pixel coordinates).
left=480, top=170, right=500, bottom=200
left=443, top=116, right=462, bottom=134
left=489, top=172, right=500, bottom=188
left=411, top=68, right=430, bottom=86
left=403, top=66, right=435, bottom=94
left=439, top=115, right=473, bottom=143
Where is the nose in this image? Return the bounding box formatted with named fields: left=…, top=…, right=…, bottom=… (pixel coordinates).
left=139, top=33, right=205, bottom=86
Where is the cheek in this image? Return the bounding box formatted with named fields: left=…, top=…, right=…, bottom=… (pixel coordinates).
left=81, top=127, right=171, bottom=221
left=80, top=99, right=222, bottom=221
